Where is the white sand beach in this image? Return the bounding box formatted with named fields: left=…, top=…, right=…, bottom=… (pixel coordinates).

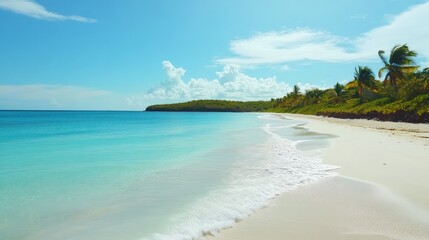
left=207, top=114, right=429, bottom=240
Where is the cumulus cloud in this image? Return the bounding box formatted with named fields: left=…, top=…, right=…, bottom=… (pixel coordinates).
left=0, top=0, right=96, bottom=22
left=217, top=1, right=429, bottom=66
left=127, top=61, right=301, bottom=106
left=296, top=82, right=328, bottom=92
left=162, top=60, right=186, bottom=83
left=217, top=65, right=288, bottom=99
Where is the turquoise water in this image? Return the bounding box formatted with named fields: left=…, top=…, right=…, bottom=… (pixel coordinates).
left=0, top=111, right=335, bottom=240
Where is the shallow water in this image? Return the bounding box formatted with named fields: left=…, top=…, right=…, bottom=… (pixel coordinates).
left=0, top=111, right=336, bottom=240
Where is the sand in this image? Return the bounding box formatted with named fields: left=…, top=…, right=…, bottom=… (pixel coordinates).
left=207, top=114, right=429, bottom=240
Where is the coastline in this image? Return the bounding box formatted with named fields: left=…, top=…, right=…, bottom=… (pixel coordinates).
left=206, top=114, right=429, bottom=240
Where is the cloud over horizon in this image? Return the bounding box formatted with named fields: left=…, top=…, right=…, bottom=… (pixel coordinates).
left=146, top=61, right=290, bottom=100
left=217, top=1, right=429, bottom=67
left=126, top=61, right=324, bottom=107
left=0, top=0, right=96, bottom=22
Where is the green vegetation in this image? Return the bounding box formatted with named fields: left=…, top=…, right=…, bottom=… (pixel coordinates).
left=146, top=100, right=272, bottom=112
left=346, top=66, right=378, bottom=98
left=146, top=44, right=429, bottom=123
left=269, top=44, right=429, bottom=123
left=378, top=44, right=418, bottom=90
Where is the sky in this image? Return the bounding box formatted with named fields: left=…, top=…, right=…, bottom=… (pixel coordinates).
left=0, top=0, right=428, bottom=110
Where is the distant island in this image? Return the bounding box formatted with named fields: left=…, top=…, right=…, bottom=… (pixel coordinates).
left=146, top=44, right=429, bottom=123
left=146, top=100, right=272, bottom=112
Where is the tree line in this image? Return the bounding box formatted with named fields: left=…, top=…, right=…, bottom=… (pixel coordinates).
left=272, top=44, right=429, bottom=109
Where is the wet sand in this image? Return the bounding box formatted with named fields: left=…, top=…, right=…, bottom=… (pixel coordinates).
left=207, top=115, right=429, bottom=240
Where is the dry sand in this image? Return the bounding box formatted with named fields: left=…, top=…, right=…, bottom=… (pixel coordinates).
left=207, top=114, right=429, bottom=240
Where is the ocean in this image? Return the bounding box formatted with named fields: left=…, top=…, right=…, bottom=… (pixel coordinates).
left=0, top=111, right=336, bottom=240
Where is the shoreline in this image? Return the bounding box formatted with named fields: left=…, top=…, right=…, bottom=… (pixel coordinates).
left=285, top=113, right=429, bottom=210
left=206, top=114, right=429, bottom=240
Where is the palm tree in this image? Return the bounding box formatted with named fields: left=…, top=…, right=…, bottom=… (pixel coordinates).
left=334, top=83, right=344, bottom=96
left=346, top=66, right=378, bottom=98
left=420, top=67, right=429, bottom=90
left=292, top=85, right=301, bottom=96
left=378, top=44, right=419, bottom=89
left=305, top=88, right=323, bottom=104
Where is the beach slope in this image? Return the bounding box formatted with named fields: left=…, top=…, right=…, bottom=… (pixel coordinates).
left=207, top=114, right=429, bottom=240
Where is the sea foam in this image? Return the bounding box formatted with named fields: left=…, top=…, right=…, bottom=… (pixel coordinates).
left=143, top=120, right=339, bottom=240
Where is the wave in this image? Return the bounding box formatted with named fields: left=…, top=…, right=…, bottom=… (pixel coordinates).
left=142, top=122, right=339, bottom=240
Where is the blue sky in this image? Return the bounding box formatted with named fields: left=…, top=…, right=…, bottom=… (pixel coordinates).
left=0, top=0, right=428, bottom=110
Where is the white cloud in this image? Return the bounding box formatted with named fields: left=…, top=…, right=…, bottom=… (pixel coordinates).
left=162, top=60, right=186, bottom=83
left=0, top=0, right=96, bottom=22
left=126, top=61, right=331, bottom=107
left=296, top=82, right=328, bottom=92
left=356, top=1, right=429, bottom=63
left=142, top=61, right=190, bottom=99
left=217, top=29, right=364, bottom=65
left=217, top=1, right=429, bottom=67
left=218, top=65, right=288, bottom=99
left=188, top=78, right=223, bottom=99
left=127, top=61, right=297, bottom=106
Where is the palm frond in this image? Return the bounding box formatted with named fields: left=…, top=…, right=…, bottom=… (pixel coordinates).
left=399, top=65, right=419, bottom=73
left=378, top=44, right=419, bottom=90
left=378, top=66, right=388, bottom=78
left=345, top=80, right=357, bottom=89
left=389, top=44, right=418, bottom=65
left=378, top=50, right=389, bottom=65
